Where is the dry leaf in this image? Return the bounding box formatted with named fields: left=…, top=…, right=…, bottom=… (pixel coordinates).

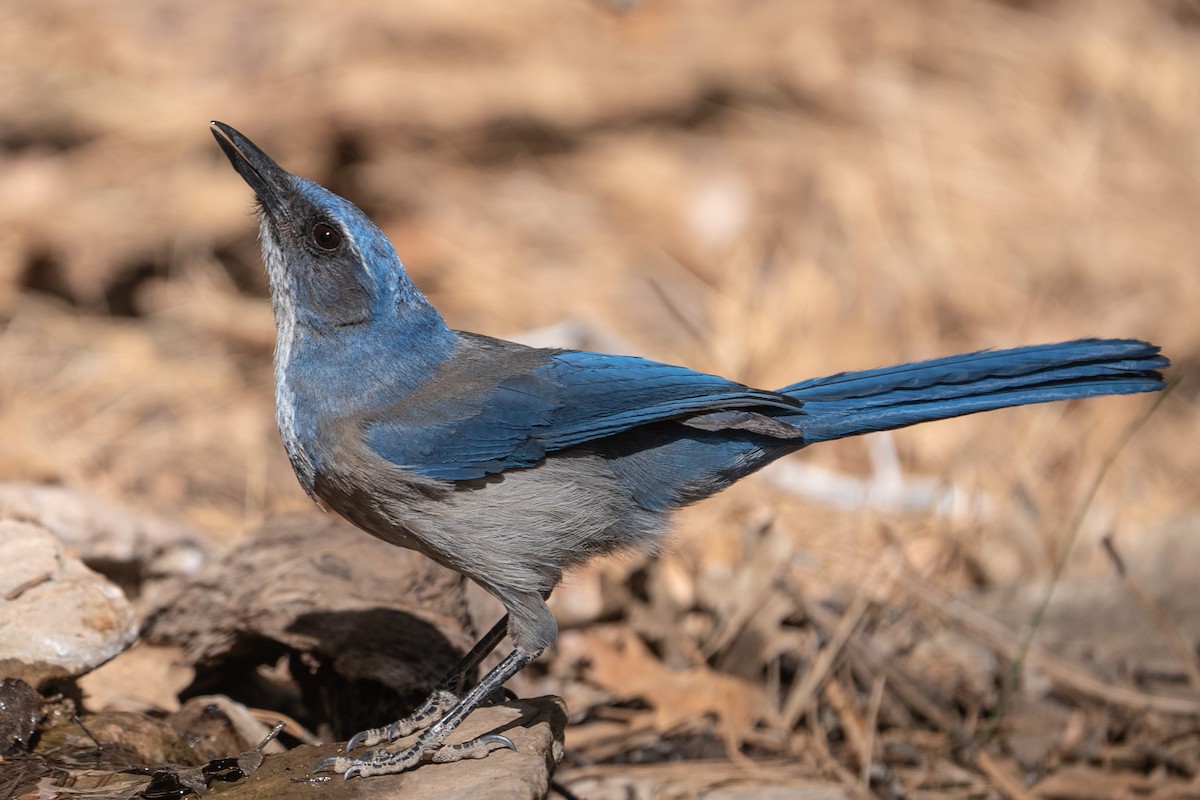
left=582, top=626, right=767, bottom=758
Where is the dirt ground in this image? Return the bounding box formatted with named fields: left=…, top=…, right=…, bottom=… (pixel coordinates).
left=1, top=1, right=1198, bottom=798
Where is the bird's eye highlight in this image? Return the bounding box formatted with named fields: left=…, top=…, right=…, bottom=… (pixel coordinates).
left=312, top=222, right=342, bottom=251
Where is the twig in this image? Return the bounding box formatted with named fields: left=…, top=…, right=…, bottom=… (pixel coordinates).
left=780, top=572, right=875, bottom=729
left=248, top=707, right=320, bottom=745
left=823, top=676, right=867, bottom=766
left=843, top=634, right=958, bottom=732
left=975, top=751, right=1036, bottom=800
left=861, top=674, right=885, bottom=787
left=1101, top=535, right=1200, bottom=690
left=807, top=712, right=878, bottom=800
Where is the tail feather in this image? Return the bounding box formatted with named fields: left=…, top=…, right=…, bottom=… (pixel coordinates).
left=779, top=339, right=1167, bottom=445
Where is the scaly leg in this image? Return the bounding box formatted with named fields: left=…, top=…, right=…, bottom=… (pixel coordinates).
left=315, top=646, right=536, bottom=778
left=342, top=615, right=511, bottom=751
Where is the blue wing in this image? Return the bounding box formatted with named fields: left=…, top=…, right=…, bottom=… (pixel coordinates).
left=363, top=337, right=801, bottom=481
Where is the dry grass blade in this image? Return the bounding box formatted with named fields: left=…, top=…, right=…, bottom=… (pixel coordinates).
left=1101, top=535, right=1200, bottom=691
left=974, top=751, right=1036, bottom=800
left=780, top=584, right=871, bottom=731
left=781, top=556, right=901, bottom=730
left=1002, top=385, right=1176, bottom=716
left=860, top=674, right=885, bottom=787
left=899, top=572, right=1200, bottom=717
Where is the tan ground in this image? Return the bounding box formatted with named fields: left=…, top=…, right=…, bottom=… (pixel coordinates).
left=1, top=2, right=1197, bottom=797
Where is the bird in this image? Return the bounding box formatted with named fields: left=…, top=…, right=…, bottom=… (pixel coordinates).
left=210, top=121, right=1168, bottom=779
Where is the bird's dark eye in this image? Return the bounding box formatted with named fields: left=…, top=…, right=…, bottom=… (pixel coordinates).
left=312, top=222, right=342, bottom=251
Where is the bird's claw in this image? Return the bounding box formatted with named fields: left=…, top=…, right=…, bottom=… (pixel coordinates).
left=481, top=733, right=516, bottom=752
left=428, top=732, right=517, bottom=764
left=312, top=755, right=347, bottom=775
left=346, top=726, right=386, bottom=751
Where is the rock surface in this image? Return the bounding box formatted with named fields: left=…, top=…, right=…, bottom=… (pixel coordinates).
left=210, top=697, right=566, bottom=800
left=0, top=520, right=138, bottom=687
left=0, top=482, right=214, bottom=614
left=11, top=696, right=565, bottom=799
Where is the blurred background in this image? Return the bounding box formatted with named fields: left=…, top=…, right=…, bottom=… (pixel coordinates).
left=2, top=1, right=1198, bottom=797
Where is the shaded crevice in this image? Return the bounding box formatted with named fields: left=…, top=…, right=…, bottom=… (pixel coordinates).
left=20, top=250, right=77, bottom=308
left=104, top=261, right=160, bottom=317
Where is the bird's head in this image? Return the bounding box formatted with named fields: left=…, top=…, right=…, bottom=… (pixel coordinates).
left=211, top=121, right=445, bottom=339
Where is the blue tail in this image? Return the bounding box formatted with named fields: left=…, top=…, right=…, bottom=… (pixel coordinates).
left=777, top=339, right=1167, bottom=445
left=597, top=338, right=1165, bottom=512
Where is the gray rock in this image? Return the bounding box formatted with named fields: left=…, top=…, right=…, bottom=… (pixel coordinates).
left=0, top=482, right=214, bottom=615
left=0, top=520, right=138, bottom=687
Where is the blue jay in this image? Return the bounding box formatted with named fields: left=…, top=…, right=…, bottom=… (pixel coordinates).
left=211, top=121, right=1167, bottom=778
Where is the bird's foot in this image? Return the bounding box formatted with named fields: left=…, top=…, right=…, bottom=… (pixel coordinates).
left=314, top=731, right=515, bottom=779
left=344, top=688, right=460, bottom=750
left=318, top=647, right=534, bottom=779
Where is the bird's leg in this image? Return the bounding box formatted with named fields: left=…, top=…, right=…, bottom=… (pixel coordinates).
left=445, top=614, right=511, bottom=694
left=315, top=646, right=536, bottom=778
left=342, top=614, right=510, bottom=751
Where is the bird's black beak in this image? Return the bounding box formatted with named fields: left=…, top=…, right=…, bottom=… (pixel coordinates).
left=210, top=121, right=289, bottom=220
